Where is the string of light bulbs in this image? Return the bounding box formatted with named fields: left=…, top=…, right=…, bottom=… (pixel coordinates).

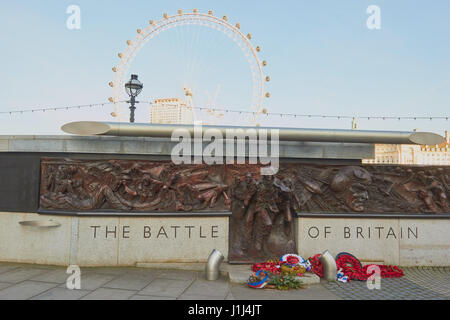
left=141, top=101, right=450, bottom=121
left=1, top=100, right=449, bottom=121
left=0, top=102, right=114, bottom=115
left=197, top=107, right=450, bottom=121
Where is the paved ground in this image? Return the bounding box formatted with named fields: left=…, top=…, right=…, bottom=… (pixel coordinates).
left=0, top=262, right=448, bottom=300
left=324, top=267, right=450, bottom=300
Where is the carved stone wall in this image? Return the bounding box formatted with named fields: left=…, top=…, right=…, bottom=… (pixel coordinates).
left=39, top=158, right=449, bottom=262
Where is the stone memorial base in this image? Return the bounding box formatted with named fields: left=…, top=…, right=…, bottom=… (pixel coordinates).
left=0, top=212, right=229, bottom=266
left=1, top=211, right=449, bottom=267
left=296, top=215, right=450, bottom=266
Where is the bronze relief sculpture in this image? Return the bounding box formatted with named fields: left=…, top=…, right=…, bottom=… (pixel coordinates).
left=40, top=159, right=233, bottom=212
left=39, top=158, right=449, bottom=262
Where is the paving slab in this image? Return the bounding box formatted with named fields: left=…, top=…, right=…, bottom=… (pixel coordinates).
left=81, top=267, right=133, bottom=276
left=0, top=282, right=13, bottom=290
left=0, top=267, right=50, bottom=284
left=323, top=276, right=448, bottom=300
left=137, top=262, right=232, bottom=277
left=124, top=268, right=164, bottom=276
left=225, top=292, right=235, bottom=300
left=31, top=287, right=91, bottom=300
left=130, top=294, right=176, bottom=300
left=58, top=272, right=117, bottom=291
left=0, top=264, right=21, bottom=275
left=402, top=267, right=450, bottom=297
left=226, top=264, right=253, bottom=284
left=0, top=281, right=57, bottom=300
left=157, top=270, right=198, bottom=281
left=178, top=293, right=226, bottom=300
left=181, top=275, right=229, bottom=299
left=82, top=288, right=137, bottom=300
left=30, top=268, right=70, bottom=284
left=139, top=278, right=193, bottom=298
left=103, top=272, right=158, bottom=291
left=136, top=262, right=205, bottom=272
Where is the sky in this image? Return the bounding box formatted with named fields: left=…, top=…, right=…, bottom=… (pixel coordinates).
left=0, top=0, right=449, bottom=135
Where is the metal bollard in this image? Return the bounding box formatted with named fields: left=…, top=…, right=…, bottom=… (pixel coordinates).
left=205, top=249, right=224, bottom=281
left=319, top=250, right=337, bottom=282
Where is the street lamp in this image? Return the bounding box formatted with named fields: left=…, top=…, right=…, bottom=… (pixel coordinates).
left=124, top=74, right=143, bottom=123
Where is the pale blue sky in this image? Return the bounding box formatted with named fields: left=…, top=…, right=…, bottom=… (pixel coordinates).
left=0, top=1, right=449, bottom=135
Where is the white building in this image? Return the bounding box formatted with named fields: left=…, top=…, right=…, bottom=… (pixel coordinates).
left=363, top=131, right=450, bottom=165
left=150, top=98, right=194, bottom=124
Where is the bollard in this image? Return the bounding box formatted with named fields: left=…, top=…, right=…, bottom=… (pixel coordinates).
left=319, top=250, right=337, bottom=282
left=205, top=249, right=224, bottom=281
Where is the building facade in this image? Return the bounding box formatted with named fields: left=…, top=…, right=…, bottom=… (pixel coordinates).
left=150, top=98, right=194, bottom=124
left=363, top=131, right=450, bottom=165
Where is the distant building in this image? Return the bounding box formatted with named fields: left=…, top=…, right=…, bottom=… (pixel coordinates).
left=363, top=130, right=450, bottom=165
left=150, top=98, right=194, bottom=124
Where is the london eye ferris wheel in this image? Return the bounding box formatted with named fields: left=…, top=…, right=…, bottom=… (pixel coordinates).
left=108, top=9, right=270, bottom=124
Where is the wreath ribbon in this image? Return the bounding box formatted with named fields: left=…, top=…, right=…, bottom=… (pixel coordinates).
left=248, top=270, right=269, bottom=288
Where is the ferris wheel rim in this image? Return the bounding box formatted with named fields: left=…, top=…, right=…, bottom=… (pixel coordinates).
left=110, top=11, right=269, bottom=122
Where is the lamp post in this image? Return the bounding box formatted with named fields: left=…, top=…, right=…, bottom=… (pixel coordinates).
left=124, top=74, right=143, bottom=123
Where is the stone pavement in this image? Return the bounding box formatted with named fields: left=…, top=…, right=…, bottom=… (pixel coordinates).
left=0, top=262, right=448, bottom=300
left=324, top=267, right=450, bottom=300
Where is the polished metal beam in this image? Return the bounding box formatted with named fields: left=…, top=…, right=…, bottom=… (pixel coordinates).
left=61, top=121, right=444, bottom=145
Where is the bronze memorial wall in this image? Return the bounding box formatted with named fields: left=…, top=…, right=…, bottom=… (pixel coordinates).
left=38, top=158, right=450, bottom=262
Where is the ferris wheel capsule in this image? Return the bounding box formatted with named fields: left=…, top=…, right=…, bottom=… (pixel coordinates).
left=223, top=15, right=228, bottom=21
left=127, top=40, right=131, bottom=45
left=137, top=28, right=142, bottom=34
left=262, top=108, right=268, bottom=114
left=118, top=53, right=123, bottom=58
left=265, top=92, right=270, bottom=98
left=109, top=82, right=114, bottom=87
left=163, top=13, right=168, bottom=19
left=193, top=8, right=198, bottom=13
left=112, top=67, right=117, bottom=72
left=262, top=60, right=267, bottom=66
left=266, top=76, right=270, bottom=82
left=149, top=20, right=154, bottom=25
left=256, top=46, right=261, bottom=52
left=111, top=112, right=118, bottom=117
left=178, top=9, right=183, bottom=14
left=108, top=97, right=114, bottom=103
left=208, top=10, right=213, bottom=15
left=247, top=33, right=252, bottom=39
left=235, top=23, right=240, bottom=29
